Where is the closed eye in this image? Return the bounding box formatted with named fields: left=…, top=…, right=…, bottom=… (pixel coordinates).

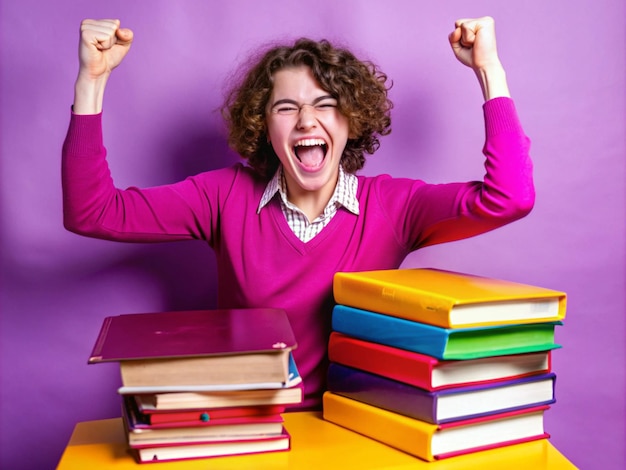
left=275, top=105, right=299, bottom=114
left=270, top=96, right=338, bottom=115
left=315, top=101, right=337, bottom=111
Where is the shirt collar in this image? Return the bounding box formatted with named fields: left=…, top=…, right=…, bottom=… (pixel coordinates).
left=257, top=165, right=360, bottom=215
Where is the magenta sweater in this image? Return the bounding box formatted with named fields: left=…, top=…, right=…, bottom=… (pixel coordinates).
left=62, top=97, right=534, bottom=409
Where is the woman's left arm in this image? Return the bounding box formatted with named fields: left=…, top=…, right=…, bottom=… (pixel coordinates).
left=385, top=18, right=534, bottom=250
left=448, top=16, right=510, bottom=101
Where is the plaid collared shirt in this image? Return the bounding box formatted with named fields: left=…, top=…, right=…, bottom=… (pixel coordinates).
left=257, top=165, right=360, bottom=242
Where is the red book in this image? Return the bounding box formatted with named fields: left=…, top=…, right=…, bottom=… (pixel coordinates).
left=123, top=396, right=284, bottom=430
left=328, top=332, right=551, bottom=391
left=88, top=309, right=299, bottom=388
left=137, top=402, right=287, bottom=425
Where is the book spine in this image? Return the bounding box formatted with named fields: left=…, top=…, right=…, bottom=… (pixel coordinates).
left=88, top=316, right=114, bottom=363
left=334, top=274, right=453, bottom=327
left=328, top=333, right=434, bottom=390
left=323, top=392, right=435, bottom=461
left=327, top=364, right=438, bottom=423
left=331, top=305, right=448, bottom=359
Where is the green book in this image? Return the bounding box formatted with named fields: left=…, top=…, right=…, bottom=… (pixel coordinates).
left=332, top=305, right=562, bottom=360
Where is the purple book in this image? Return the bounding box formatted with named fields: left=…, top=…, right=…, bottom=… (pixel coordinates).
left=89, top=308, right=297, bottom=363
left=327, top=363, right=556, bottom=424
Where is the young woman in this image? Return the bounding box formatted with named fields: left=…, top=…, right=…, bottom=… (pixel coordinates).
left=63, top=17, right=534, bottom=409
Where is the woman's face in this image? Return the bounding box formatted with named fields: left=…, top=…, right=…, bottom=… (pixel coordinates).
left=266, top=65, right=350, bottom=203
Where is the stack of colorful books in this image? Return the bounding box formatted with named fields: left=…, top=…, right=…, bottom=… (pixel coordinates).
left=323, top=268, right=566, bottom=462
left=88, top=308, right=303, bottom=463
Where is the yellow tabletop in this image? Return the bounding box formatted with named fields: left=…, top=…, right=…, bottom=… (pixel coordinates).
left=56, top=412, right=577, bottom=469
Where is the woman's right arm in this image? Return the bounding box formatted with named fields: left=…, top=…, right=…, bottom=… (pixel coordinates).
left=63, top=20, right=216, bottom=243
left=73, top=19, right=133, bottom=114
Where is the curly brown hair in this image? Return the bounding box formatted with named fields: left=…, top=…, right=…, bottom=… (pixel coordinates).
left=221, top=38, right=393, bottom=179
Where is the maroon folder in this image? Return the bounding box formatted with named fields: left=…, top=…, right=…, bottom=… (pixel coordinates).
left=89, top=308, right=297, bottom=362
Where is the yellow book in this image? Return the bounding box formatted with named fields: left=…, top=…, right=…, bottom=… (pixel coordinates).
left=333, top=268, right=567, bottom=328
left=322, top=392, right=549, bottom=462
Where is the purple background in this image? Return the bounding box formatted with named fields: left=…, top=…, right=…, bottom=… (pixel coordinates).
left=1, top=1, right=624, bottom=469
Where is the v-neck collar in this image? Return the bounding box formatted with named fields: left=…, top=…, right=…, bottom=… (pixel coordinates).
left=266, top=197, right=352, bottom=254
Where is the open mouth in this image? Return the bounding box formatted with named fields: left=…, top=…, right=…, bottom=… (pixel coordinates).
left=293, top=139, right=328, bottom=169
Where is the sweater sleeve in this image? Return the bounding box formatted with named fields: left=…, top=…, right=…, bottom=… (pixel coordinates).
left=379, top=97, right=535, bottom=250
left=61, top=111, right=232, bottom=244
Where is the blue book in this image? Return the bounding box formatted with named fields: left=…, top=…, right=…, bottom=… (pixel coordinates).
left=327, top=363, right=556, bottom=424
left=331, top=305, right=562, bottom=360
